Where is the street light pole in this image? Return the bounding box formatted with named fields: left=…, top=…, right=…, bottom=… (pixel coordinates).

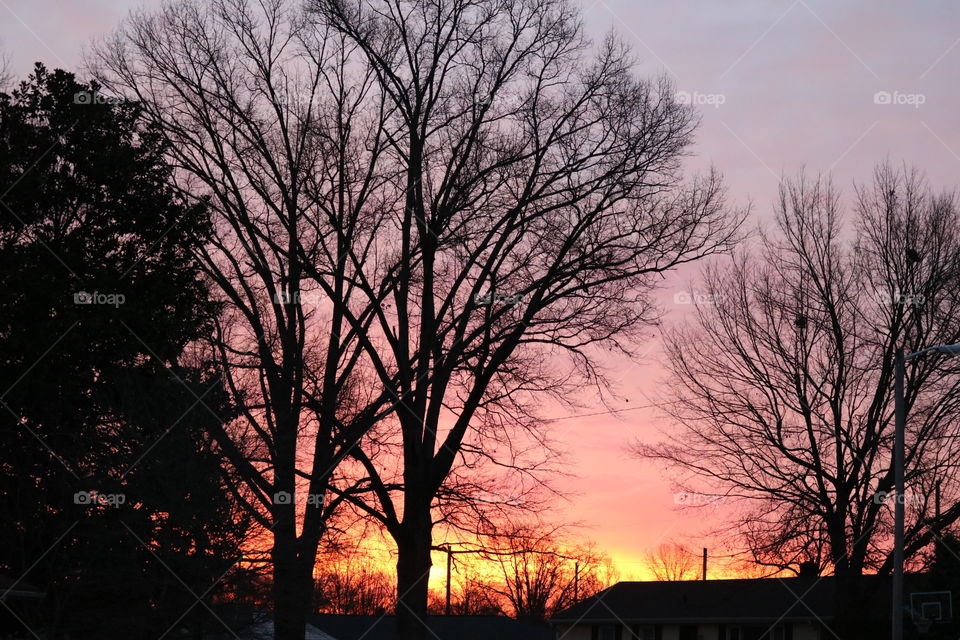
left=891, top=343, right=960, bottom=640
left=893, top=347, right=905, bottom=640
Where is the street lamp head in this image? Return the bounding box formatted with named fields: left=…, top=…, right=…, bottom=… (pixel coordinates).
left=933, top=344, right=960, bottom=356
left=904, top=344, right=960, bottom=361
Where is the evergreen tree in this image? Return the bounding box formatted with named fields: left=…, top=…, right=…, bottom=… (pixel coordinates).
left=0, top=64, right=248, bottom=639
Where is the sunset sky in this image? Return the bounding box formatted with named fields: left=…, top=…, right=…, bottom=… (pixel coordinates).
left=4, top=0, right=959, bottom=582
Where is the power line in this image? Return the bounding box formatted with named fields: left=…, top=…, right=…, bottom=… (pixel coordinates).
left=544, top=399, right=683, bottom=422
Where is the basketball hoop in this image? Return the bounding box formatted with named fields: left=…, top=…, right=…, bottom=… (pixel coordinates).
left=909, top=591, right=953, bottom=633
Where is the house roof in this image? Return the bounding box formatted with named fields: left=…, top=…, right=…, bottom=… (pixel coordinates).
left=215, top=620, right=336, bottom=640
left=551, top=576, right=899, bottom=624
left=204, top=612, right=337, bottom=640
left=309, top=614, right=554, bottom=640
left=0, top=574, right=44, bottom=600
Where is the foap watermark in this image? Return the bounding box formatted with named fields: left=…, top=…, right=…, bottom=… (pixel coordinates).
left=73, top=91, right=125, bottom=106
left=74, top=490, right=126, bottom=507
left=272, top=491, right=325, bottom=506
left=273, top=290, right=325, bottom=307
left=675, top=90, right=725, bottom=109
left=474, top=292, right=525, bottom=306
left=74, top=291, right=125, bottom=308
left=873, top=91, right=925, bottom=109
left=674, top=492, right=725, bottom=506
left=274, top=89, right=319, bottom=109
left=873, top=288, right=925, bottom=308
left=476, top=490, right=524, bottom=507
left=873, top=490, right=924, bottom=506
left=474, top=91, right=525, bottom=112
left=673, top=290, right=722, bottom=306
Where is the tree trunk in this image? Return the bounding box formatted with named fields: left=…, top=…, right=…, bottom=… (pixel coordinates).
left=832, top=570, right=854, bottom=640
left=273, top=533, right=313, bottom=640
left=832, top=569, right=878, bottom=640
left=395, top=511, right=433, bottom=640
left=827, top=517, right=875, bottom=639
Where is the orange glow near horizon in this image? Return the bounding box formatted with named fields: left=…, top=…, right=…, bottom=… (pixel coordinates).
left=301, top=535, right=756, bottom=593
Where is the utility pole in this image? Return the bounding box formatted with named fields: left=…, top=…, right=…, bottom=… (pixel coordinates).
left=444, top=547, right=453, bottom=616
left=702, top=548, right=707, bottom=581
left=573, top=561, right=580, bottom=602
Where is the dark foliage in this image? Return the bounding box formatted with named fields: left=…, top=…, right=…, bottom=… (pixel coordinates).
left=0, top=65, right=248, bottom=640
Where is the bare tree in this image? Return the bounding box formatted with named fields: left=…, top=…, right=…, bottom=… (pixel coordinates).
left=302, top=1, right=742, bottom=637
left=0, top=51, right=11, bottom=89
left=640, top=164, right=960, bottom=631
left=427, top=576, right=503, bottom=616
left=314, top=560, right=394, bottom=614
left=96, top=0, right=741, bottom=637
left=646, top=543, right=697, bottom=581
left=94, top=2, right=407, bottom=637
left=467, top=523, right=615, bottom=620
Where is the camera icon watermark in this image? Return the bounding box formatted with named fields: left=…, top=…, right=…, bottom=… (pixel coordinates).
left=675, top=90, right=725, bottom=109
left=74, top=291, right=125, bottom=308
left=674, top=492, right=725, bottom=505
left=274, top=90, right=318, bottom=108
left=872, top=288, right=925, bottom=308
left=273, top=491, right=292, bottom=505
left=73, top=91, right=124, bottom=106
left=673, top=290, right=722, bottom=306
left=273, top=289, right=325, bottom=307
left=473, top=292, right=524, bottom=306
left=873, top=490, right=923, bottom=506
left=873, top=91, right=925, bottom=109
left=74, top=490, right=126, bottom=507
left=474, top=91, right=524, bottom=111
left=475, top=490, right=524, bottom=507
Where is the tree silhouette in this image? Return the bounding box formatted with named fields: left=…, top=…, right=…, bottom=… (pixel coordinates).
left=640, top=164, right=960, bottom=636
left=476, top=523, right=615, bottom=620
left=314, top=564, right=395, bottom=615
left=304, top=2, right=742, bottom=637
left=95, top=0, right=744, bottom=637
left=0, top=65, right=247, bottom=639
left=646, top=543, right=697, bottom=581
left=96, top=2, right=407, bottom=635
left=0, top=52, right=11, bottom=89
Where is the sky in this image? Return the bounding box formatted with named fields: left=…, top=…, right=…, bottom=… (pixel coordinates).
left=2, top=0, right=959, bottom=581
